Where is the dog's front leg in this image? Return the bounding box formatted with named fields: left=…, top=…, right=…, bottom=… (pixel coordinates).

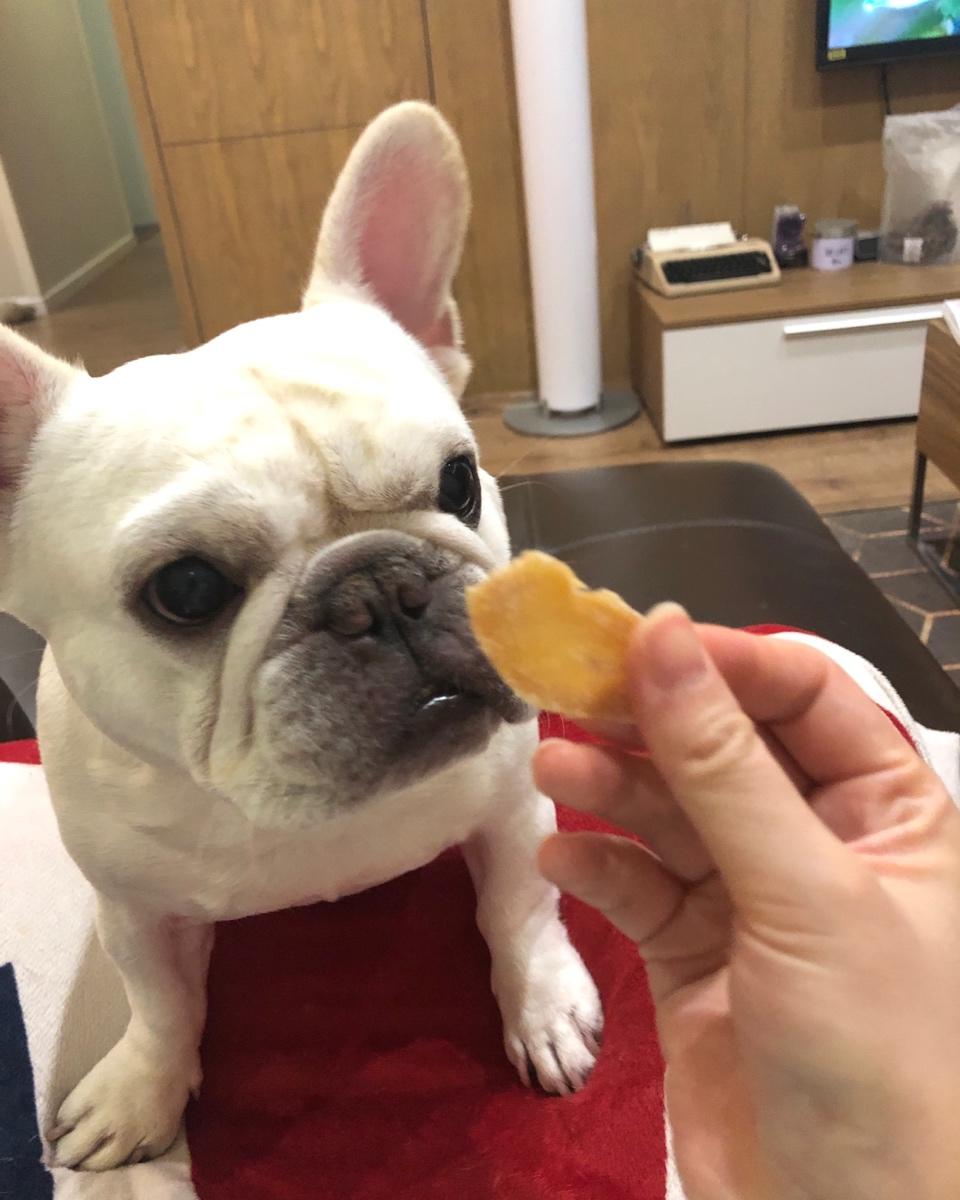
left=464, top=790, right=603, bottom=1094
left=50, top=898, right=214, bottom=1171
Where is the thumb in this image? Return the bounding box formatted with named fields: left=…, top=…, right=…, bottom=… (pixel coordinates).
left=631, top=605, right=846, bottom=909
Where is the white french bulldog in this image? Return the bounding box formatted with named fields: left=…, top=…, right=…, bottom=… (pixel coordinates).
left=0, top=103, right=602, bottom=1171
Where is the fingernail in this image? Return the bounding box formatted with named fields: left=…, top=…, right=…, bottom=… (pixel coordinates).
left=644, top=603, right=707, bottom=690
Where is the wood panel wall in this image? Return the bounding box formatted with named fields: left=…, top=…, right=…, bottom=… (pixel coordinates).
left=587, top=0, right=751, bottom=394
left=113, top=0, right=960, bottom=395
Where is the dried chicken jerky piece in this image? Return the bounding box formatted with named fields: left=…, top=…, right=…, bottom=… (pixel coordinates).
left=466, top=551, right=642, bottom=721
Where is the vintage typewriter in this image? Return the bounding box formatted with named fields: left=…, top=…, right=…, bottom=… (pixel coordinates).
left=635, top=223, right=781, bottom=298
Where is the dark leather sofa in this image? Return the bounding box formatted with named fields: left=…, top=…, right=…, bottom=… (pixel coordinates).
left=501, top=461, right=960, bottom=732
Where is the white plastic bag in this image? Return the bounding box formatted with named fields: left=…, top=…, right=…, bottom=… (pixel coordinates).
left=880, top=106, right=960, bottom=265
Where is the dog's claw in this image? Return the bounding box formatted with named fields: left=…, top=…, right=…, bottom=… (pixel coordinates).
left=522, top=1048, right=542, bottom=1092
left=123, top=1142, right=148, bottom=1167
left=66, top=1133, right=116, bottom=1171
left=45, top=1121, right=76, bottom=1142
left=548, top=1038, right=578, bottom=1095
left=572, top=1009, right=603, bottom=1054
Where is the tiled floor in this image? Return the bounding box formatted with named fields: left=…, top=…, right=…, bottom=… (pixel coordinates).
left=825, top=500, right=960, bottom=687
left=21, top=231, right=185, bottom=376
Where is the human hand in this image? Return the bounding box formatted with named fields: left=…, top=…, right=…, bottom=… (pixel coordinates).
left=534, top=604, right=960, bottom=1200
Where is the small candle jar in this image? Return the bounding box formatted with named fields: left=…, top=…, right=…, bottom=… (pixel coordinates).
left=811, top=219, right=857, bottom=271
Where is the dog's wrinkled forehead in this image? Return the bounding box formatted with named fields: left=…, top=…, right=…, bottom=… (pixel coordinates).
left=7, top=300, right=477, bottom=616
left=96, top=302, right=471, bottom=518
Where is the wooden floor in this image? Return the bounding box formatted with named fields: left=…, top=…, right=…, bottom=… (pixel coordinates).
left=467, top=394, right=957, bottom=515
left=21, top=232, right=186, bottom=376
left=14, top=234, right=955, bottom=515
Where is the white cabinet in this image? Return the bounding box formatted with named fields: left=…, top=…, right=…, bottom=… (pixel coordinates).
left=660, top=303, right=941, bottom=442
left=630, top=263, right=960, bottom=444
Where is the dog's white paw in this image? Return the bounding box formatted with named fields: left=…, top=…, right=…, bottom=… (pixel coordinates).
left=498, top=942, right=603, bottom=1096
left=49, top=1039, right=196, bottom=1170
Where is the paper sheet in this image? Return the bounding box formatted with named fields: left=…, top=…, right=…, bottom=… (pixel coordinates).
left=646, top=222, right=736, bottom=254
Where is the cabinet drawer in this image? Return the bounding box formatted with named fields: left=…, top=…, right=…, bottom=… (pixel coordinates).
left=661, top=304, right=939, bottom=442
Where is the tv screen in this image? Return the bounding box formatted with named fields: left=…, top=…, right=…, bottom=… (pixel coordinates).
left=816, top=0, right=960, bottom=68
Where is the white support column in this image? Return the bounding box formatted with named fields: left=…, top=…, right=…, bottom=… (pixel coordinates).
left=504, top=0, right=638, bottom=437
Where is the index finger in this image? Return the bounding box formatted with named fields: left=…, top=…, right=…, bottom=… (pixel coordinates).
left=626, top=607, right=924, bottom=909
left=691, top=625, right=920, bottom=785
left=588, top=625, right=918, bottom=782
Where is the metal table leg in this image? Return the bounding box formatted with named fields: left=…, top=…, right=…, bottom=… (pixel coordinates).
left=908, top=451, right=927, bottom=544
left=906, top=450, right=960, bottom=602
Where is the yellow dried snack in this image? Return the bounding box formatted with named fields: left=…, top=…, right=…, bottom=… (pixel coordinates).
left=466, top=551, right=642, bottom=721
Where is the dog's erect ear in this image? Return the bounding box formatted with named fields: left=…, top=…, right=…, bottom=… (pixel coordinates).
left=0, top=325, right=77, bottom=495
left=303, top=101, right=472, bottom=397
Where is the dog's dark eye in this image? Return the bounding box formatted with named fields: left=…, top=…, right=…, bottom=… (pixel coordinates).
left=144, top=557, right=239, bottom=626
left=438, top=455, right=481, bottom=526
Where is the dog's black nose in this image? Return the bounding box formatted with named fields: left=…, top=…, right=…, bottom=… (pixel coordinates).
left=323, top=567, right=433, bottom=639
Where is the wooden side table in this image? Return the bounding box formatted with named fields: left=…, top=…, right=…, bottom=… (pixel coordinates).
left=909, top=321, right=960, bottom=579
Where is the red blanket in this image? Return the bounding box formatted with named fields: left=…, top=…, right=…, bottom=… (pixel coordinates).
left=2, top=732, right=666, bottom=1198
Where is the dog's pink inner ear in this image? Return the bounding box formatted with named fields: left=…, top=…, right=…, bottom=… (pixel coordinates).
left=306, top=105, right=471, bottom=393
left=0, top=344, right=37, bottom=412
left=415, top=303, right=456, bottom=356
left=351, top=142, right=462, bottom=350
left=0, top=343, right=39, bottom=488
left=0, top=330, right=76, bottom=490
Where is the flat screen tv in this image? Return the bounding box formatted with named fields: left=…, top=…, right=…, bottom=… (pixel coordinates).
left=816, top=0, right=960, bottom=68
